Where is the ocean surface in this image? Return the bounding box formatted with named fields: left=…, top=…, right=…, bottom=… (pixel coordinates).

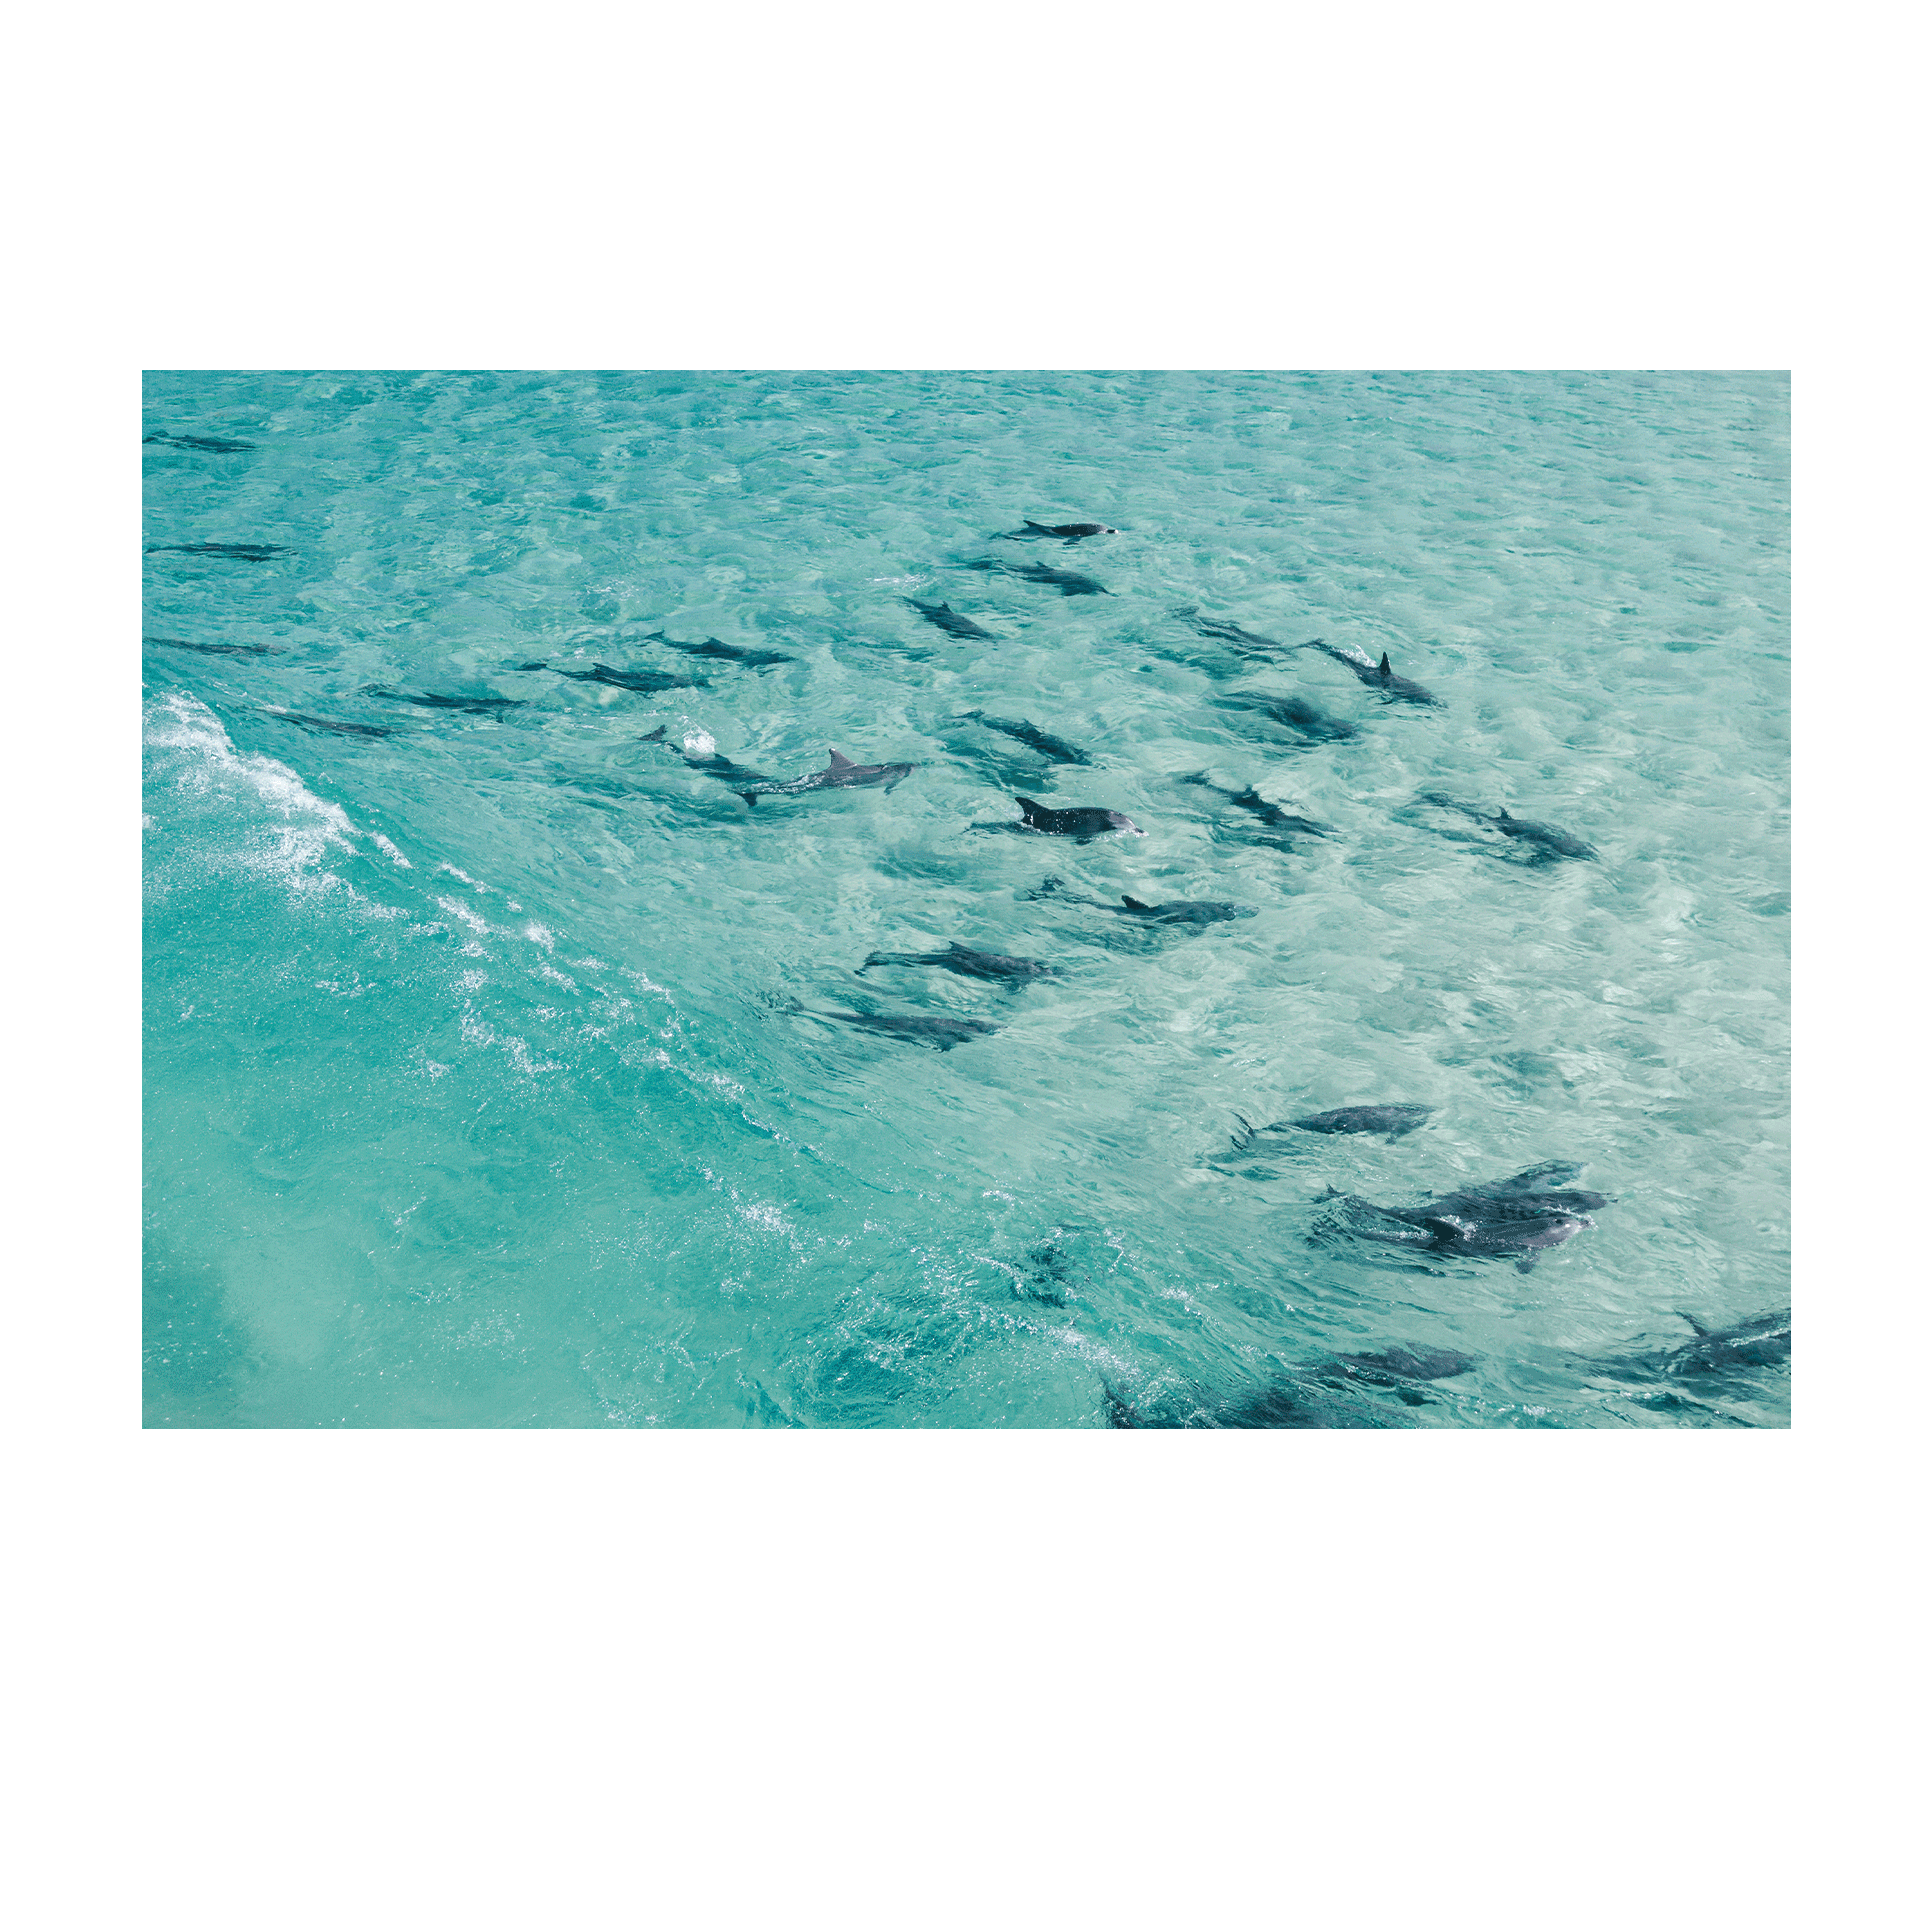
left=142, top=371, right=1789, bottom=1427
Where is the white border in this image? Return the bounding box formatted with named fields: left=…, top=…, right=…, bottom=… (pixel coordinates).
left=10, top=5, right=1910, bottom=1914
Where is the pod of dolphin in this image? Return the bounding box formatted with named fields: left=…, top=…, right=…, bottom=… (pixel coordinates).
left=145, top=448, right=1787, bottom=1428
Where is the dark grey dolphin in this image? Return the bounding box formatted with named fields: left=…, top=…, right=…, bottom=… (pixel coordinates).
left=256, top=706, right=395, bottom=739
left=959, top=711, right=1092, bottom=765
left=906, top=598, right=997, bottom=640
left=1181, top=610, right=1291, bottom=657
left=739, top=747, right=917, bottom=806
left=1218, top=694, right=1359, bottom=744
left=1421, top=793, right=1598, bottom=864
left=1591, top=1310, right=1790, bottom=1389
left=1103, top=1376, right=1381, bottom=1429
left=859, top=943, right=1060, bottom=986
left=540, top=662, right=707, bottom=694
left=145, top=543, right=292, bottom=562
left=1180, top=774, right=1334, bottom=844
left=144, top=431, right=256, bottom=452
left=658, top=635, right=796, bottom=667
left=1310, top=641, right=1441, bottom=705
left=788, top=1003, right=1000, bottom=1050
left=638, top=725, right=779, bottom=792
left=144, top=634, right=287, bottom=657
left=362, top=687, right=527, bottom=711
left=1315, top=1160, right=1608, bottom=1264
left=1312, top=1343, right=1477, bottom=1406
left=1024, top=876, right=1254, bottom=926
left=966, top=558, right=1109, bottom=597
left=975, top=796, right=1142, bottom=839
left=1231, top=1105, right=1434, bottom=1148
left=996, top=519, right=1117, bottom=543
left=1328, top=1345, right=1476, bottom=1383
left=1293, top=1103, right=1432, bottom=1136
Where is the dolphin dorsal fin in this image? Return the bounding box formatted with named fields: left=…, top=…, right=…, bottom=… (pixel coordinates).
left=1379, top=652, right=1391, bottom=676
left=1497, top=807, right=1511, bottom=820
left=827, top=749, right=854, bottom=770
left=1017, top=796, right=1043, bottom=819
left=1122, top=895, right=1149, bottom=911
left=639, top=725, right=666, bottom=742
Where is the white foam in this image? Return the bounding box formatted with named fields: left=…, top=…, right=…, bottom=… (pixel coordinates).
left=144, top=692, right=357, bottom=901
left=436, top=896, right=489, bottom=936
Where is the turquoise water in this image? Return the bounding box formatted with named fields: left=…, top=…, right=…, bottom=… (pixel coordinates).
left=142, top=371, right=1789, bottom=1427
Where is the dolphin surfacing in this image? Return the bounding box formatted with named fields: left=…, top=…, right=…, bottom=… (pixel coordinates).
left=982, top=796, right=1141, bottom=839
left=1309, top=641, right=1442, bottom=705
left=1421, top=793, right=1598, bottom=864
left=740, top=748, right=917, bottom=806
left=1315, top=1161, right=1609, bottom=1265
left=997, top=519, right=1117, bottom=544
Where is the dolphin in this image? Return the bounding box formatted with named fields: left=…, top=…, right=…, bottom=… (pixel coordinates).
left=1218, top=694, right=1360, bottom=744
left=859, top=943, right=1061, bottom=986
left=958, top=712, right=1092, bottom=765
left=658, top=635, right=796, bottom=666
left=638, top=725, right=780, bottom=792
left=787, top=1003, right=1000, bottom=1050
left=1024, top=876, right=1254, bottom=926
left=1308, top=641, right=1442, bottom=705
left=256, top=706, right=396, bottom=739
left=1311, top=1343, right=1477, bottom=1406
left=144, top=431, right=257, bottom=452
left=362, top=687, right=527, bottom=711
left=739, top=747, right=917, bottom=806
left=906, top=598, right=998, bottom=640
left=145, top=543, right=292, bottom=562
left=540, top=662, right=708, bottom=694
left=1230, top=1105, right=1434, bottom=1148
left=1180, top=610, right=1292, bottom=657
left=975, top=796, right=1142, bottom=839
left=966, top=558, right=1109, bottom=597
left=1180, top=774, right=1334, bottom=844
left=1315, top=1160, right=1608, bottom=1265
left=144, top=635, right=287, bottom=657
left=1103, top=1375, right=1383, bottom=1429
left=996, top=519, right=1117, bottom=543
left=1589, top=1310, right=1790, bottom=1389
left=1327, top=1345, right=1476, bottom=1384
left=1420, top=793, right=1598, bottom=864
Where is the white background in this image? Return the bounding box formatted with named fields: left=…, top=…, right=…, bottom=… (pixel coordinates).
left=6, top=3, right=1909, bottom=1914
